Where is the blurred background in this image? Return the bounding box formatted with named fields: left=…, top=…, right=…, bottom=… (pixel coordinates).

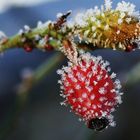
left=0, top=0, right=140, bottom=140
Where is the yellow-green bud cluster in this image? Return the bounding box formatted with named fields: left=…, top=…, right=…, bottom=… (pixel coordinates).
left=67, top=1, right=140, bottom=51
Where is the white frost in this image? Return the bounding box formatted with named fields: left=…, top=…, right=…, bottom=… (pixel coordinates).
left=104, top=0, right=112, bottom=11
left=116, top=1, right=139, bottom=17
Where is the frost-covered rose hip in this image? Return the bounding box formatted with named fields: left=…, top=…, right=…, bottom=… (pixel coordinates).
left=57, top=52, right=123, bottom=131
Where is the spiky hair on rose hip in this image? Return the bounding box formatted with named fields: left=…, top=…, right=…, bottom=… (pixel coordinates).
left=57, top=51, right=123, bottom=131
left=67, top=0, right=140, bottom=52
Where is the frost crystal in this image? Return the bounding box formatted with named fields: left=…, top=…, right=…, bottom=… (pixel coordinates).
left=104, top=0, right=112, bottom=11
left=116, top=1, right=139, bottom=17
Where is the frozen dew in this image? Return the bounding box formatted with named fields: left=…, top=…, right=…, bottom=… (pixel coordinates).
left=78, top=98, right=83, bottom=103
left=110, top=121, right=116, bottom=127
left=96, top=75, right=102, bottom=81
left=75, top=13, right=87, bottom=27
left=75, top=84, right=81, bottom=89
left=60, top=101, right=66, bottom=106
left=110, top=72, right=117, bottom=79
left=37, top=20, right=52, bottom=29
left=90, top=94, right=95, bottom=100
left=116, top=1, right=139, bottom=17
left=118, top=18, right=123, bottom=24
left=18, top=29, right=24, bottom=35
left=120, top=12, right=126, bottom=18
left=99, top=97, right=107, bottom=102
left=82, top=93, right=88, bottom=98
left=82, top=107, right=87, bottom=112
left=125, top=17, right=132, bottom=23
left=115, top=95, right=122, bottom=104
left=78, top=118, right=82, bottom=122
left=24, top=25, right=31, bottom=32
left=99, top=87, right=106, bottom=94
left=104, top=24, right=109, bottom=30
left=39, top=38, right=47, bottom=47
left=86, top=86, right=93, bottom=92
left=116, top=30, right=120, bottom=35
left=57, top=69, right=64, bottom=75
left=37, top=21, right=43, bottom=28
left=92, top=26, right=96, bottom=32
left=104, top=0, right=112, bottom=11
left=58, top=80, right=62, bottom=84
left=68, top=89, right=74, bottom=94
left=86, top=102, right=91, bottom=107
left=92, top=105, right=97, bottom=109
left=104, top=82, right=109, bottom=87
left=35, top=34, right=41, bottom=41
left=93, top=80, right=98, bottom=85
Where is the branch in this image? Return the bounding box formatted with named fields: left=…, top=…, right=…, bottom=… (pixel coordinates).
left=0, top=0, right=140, bottom=53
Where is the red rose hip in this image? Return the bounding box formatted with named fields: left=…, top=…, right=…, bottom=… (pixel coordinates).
left=57, top=53, right=123, bottom=130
